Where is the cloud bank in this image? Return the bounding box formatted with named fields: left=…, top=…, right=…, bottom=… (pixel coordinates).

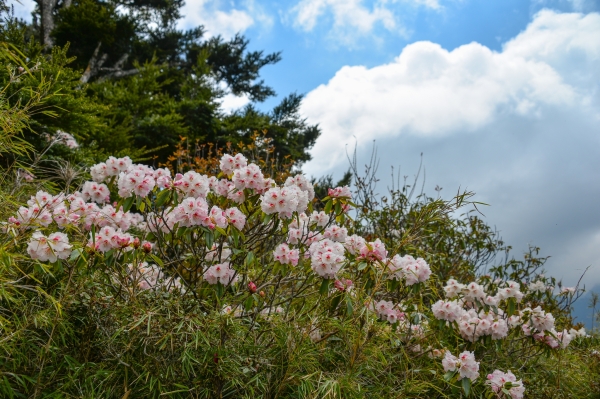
left=288, top=0, right=440, bottom=42
left=178, top=0, right=252, bottom=38
left=301, top=10, right=600, bottom=285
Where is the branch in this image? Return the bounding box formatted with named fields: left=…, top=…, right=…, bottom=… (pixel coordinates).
left=80, top=42, right=105, bottom=84
left=96, top=68, right=139, bottom=82
left=81, top=49, right=138, bottom=83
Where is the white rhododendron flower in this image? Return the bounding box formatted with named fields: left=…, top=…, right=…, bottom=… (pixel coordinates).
left=359, top=239, right=387, bottom=262
left=53, top=130, right=79, bottom=149
left=387, top=254, right=431, bottom=285
left=273, top=243, right=299, bottom=266
left=219, top=153, right=247, bottom=175
left=81, top=181, right=110, bottom=204
left=343, top=234, right=366, bottom=255
left=27, top=231, right=72, bottom=262
left=233, top=163, right=264, bottom=190
left=442, top=350, right=479, bottom=381
left=323, top=225, right=347, bottom=242
left=224, top=207, right=246, bottom=230
left=528, top=280, right=546, bottom=293
left=444, top=279, right=465, bottom=298
left=261, top=186, right=308, bottom=218
left=310, top=210, right=329, bottom=227
left=309, top=238, right=345, bottom=278
left=328, top=186, right=351, bottom=198
left=205, top=243, right=232, bottom=263
left=285, top=174, right=315, bottom=201
left=486, top=370, right=525, bottom=399
left=204, top=262, right=237, bottom=285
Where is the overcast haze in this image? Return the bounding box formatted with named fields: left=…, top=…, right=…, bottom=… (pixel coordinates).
left=11, top=0, right=600, bottom=321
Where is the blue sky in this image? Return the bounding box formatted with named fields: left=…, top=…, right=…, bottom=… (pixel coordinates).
left=11, top=0, right=600, bottom=325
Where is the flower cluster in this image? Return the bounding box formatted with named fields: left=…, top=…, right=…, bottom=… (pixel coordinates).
left=273, top=243, right=300, bottom=266
left=431, top=277, right=587, bottom=347
left=358, top=238, right=387, bottom=262
left=91, top=226, right=136, bottom=252
left=309, top=239, right=346, bottom=279
left=53, top=130, right=79, bottom=149
left=373, top=300, right=405, bottom=324
left=204, top=262, right=238, bottom=285
left=9, top=150, right=589, bottom=398
left=442, top=350, right=480, bottom=381
left=261, top=186, right=309, bottom=219
left=328, top=186, right=351, bottom=198
left=27, top=231, right=72, bottom=262
left=486, top=370, right=525, bottom=399
left=387, top=254, right=432, bottom=285
left=128, top=262, right=185, bottom=292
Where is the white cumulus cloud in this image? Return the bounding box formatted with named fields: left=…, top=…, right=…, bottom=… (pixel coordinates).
left=302, top=9, right=600, bottom=172
left=178, top=0, right=255, bottom=38
left=288, top=0, right=440, bottom=41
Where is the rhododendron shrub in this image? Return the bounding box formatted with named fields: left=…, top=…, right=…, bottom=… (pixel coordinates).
left=1, top=151, right=598, bottom=398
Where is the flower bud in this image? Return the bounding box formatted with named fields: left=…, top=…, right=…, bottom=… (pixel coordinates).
left=248, top=281, right=257, bottom=293
left=132, top=237, right=141, bottom=249
left=259, top=290, right=265, bottom=297
left=142, top=242, right=153, bottom=253
left=334, top=280, right=345, bottom=291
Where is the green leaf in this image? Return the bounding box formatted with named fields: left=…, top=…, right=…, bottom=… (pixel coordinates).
left=507, top=298, right=516, bottom=317
left=319, top=279, right=330, bottom=296
left=334, top=201, right=342, bottom=215
left=123, top=196, right=135, bottom=212
left=262, top=213, right=273, bottom=225
left=330, top=293, right=342, bottom=311
left=357, top=262, right=367, bottom=271
left=215, top=226, right=227, bottom=236
left=231, top=228, right=239, bottom=247
left=346, top=295, right=353, bottom=316
left=443, top=371, right=456, bottom=382
left=205, top=231, right=214, bottom=249
left=461, top=378, right=471, bottom=397
left=90, top=223, right=96, bottom=245
left=245, top=251, right=255, bottom=266
left=244, top=296, right=254, bottom=311
left=69, top=248, right=83, bottom=261
left=149, top=254, right=164, bottom=267
left=155, top=189, right=171, bottom=207
left=324, top=200, right=333, bottom=214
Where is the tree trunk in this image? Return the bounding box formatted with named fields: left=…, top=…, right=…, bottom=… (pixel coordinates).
left=38, top=0, right=58, bottom=48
